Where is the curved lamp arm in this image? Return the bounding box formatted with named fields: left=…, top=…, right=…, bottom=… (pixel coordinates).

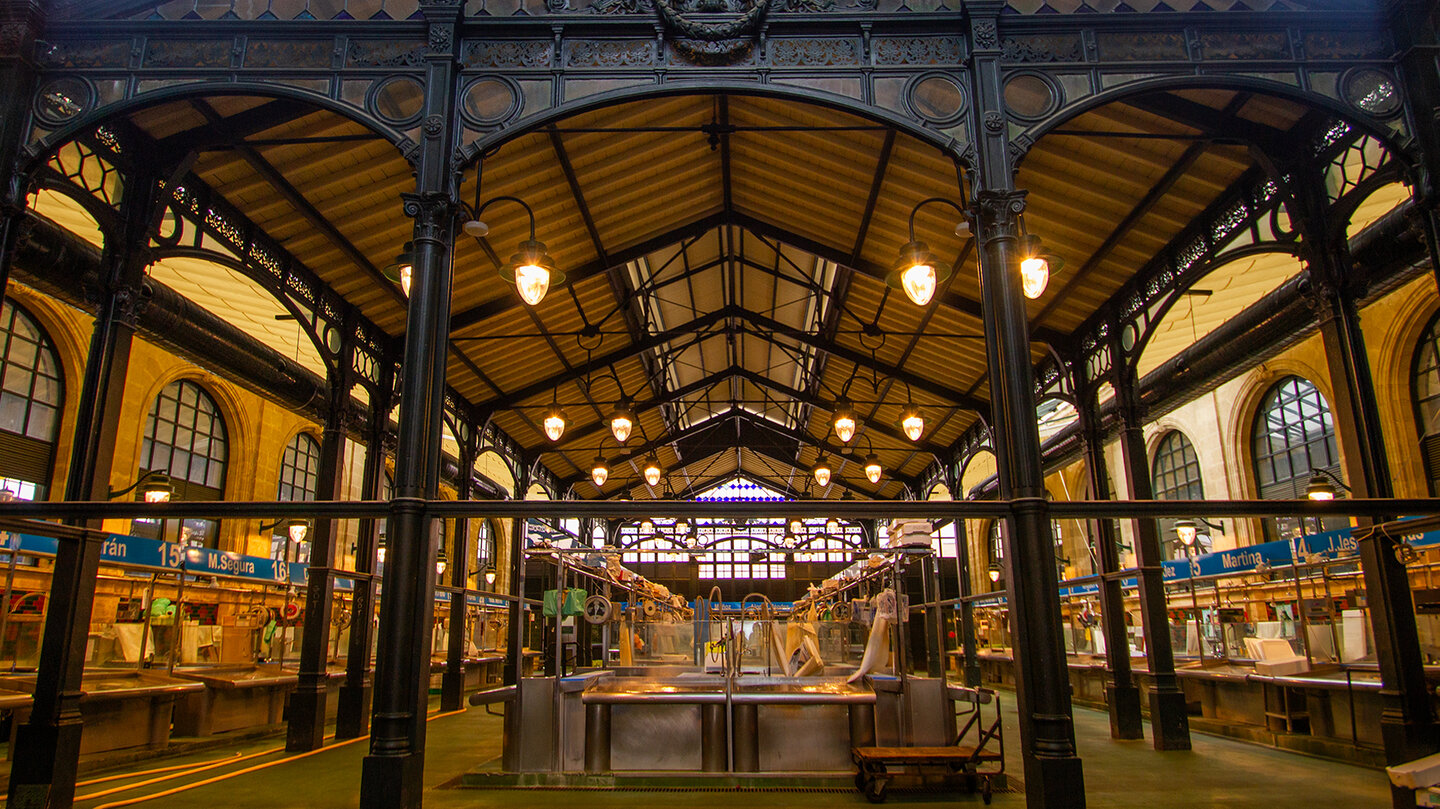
left=906, top=196, right=969, bottom=242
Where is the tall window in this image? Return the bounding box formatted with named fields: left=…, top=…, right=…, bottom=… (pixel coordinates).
left=272, top=432, right=320, bottom=563
left=1252, top=376, right=1345, bottom=540
left=475, top=519, right=492, bottom=572
left=134, top=380, right=228, bottom=547
left=1412, top=313, right=1440, bottom=494
left=0, top=301, right=63, bottom=499
left=1152, top=430, right=1207, bottom=559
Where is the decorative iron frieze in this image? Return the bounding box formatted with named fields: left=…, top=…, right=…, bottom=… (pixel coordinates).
left=1197, top=30, right=1288, bottom=61
left=1094, top=31, right=1185, bottom=61
left=770, top=38, right=859, bottom=66
left=145, top=39, right=231, bottom=68
left=972, top=19, right=998, bottom=51
left=463, top=39, right=553, bottom=68
left=40, top=40, right=129, bottom=69
left=1001, top=35, right=1081, bottom=63
left=1304, top=30, right=1389, bottom=61
left=566, top=39, right=655, bottom=67
left=873, top=36, right=960, bottom=65
left=348, top=40, right=428, bottom=67
left=245, top=39, right=332, bottom=69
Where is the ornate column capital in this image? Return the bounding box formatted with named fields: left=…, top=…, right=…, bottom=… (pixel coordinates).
left=969, top=189, right=1027, bottom=246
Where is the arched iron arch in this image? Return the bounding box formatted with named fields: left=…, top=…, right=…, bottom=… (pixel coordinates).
left=20, top=81, right=414, bottom=178
left=1014, top=74, right=1412, bottom=171
left=1127, top=242, right=1305, bottom=366
left=148, top=245, right=336, bottom=376
left=459, top=81, right=975, bottom=173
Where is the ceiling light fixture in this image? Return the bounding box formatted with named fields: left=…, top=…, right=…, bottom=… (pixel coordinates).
left=1306, top=468, right=1349, bottom=501
left=591, top=455, right=610, bottom=488
left=642, top=456, right=663, bottom=488
left=889, top=197, right=968, bottom=306
left=864, top=453, right=883, bottom=485
left=832, top=399, right=857, bottom=443
left=609, top=400, right=636, bottom=444
left=109, top=470, right=173, bottom=503
left=382, top=242, right=414, bottom=297
left=1017, top=218, right=1063, bottom=300
left=812, top=457, right=833, bottom=488
left=899, top=403, right=925, bottom=442
left=463, top=195, right=565, bottom=307
left=543, top=399, right=567, bottom=443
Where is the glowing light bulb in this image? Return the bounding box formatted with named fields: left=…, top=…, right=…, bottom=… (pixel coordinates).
left=610, top=411, right=633, bottom=444
left=813, top=462, right=832, bottom=488
left=399, top=264, right=413, bottom=297
left=900, top=262, right=937, bottom=306
left=1021, top=255, right=1049, bottom=299
left=901, top=406, right=924, bottom=442
left=543, top=407, right=566, bottom=442
left=591, top=460, right=609, bottom=488
left=643, top=458, right=662, bottom=487
left=515, top=263, right=550, bottom=306
left=864, top=455, right=883, bottom=485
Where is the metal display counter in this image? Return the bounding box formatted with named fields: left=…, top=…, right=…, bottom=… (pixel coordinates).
left=171, top=664, right=297, bottom=736
left=0, top=670, right=202, bottom=754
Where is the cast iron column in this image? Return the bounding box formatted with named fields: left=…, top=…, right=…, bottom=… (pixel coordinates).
left=967, top=2, right=1085, bottom=804
left=287, top=330, right=356, bottom=751
left=359, top=5, right=460, bottom=805
left=1111, top=355, right=1191, bottom=750
left=1074, top=373, right=1144, bottom=741
left=441, top=432, right=477, bottom=711
left=1388, top=0, right=1440, bottom=291
left=0, top=1, right=42, bottom=303
left=505, top=466, right=529, bottom=688
left=336, top=363, right=393, bottom=740
left=1291, top=162, right=1438, bottom=806
left=7, top=166, right=157, bottom=809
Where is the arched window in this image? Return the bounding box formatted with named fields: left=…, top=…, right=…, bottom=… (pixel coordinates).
left=1252, top=376, right=1344, bottom=540
left=134, top=380, right=228, bottom=547
left=1151, top=430, right=1208, bottom=559
left=0, top=301, right=63, bottom=500
left=271, top=433, right=321, bottom=563
left=1411, top=313, right=1440, bottom=494
left=475, top=519, right=493, bottom=572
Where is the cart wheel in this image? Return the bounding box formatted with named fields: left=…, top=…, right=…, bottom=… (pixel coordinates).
left=982, top=778, right=993, bottom=805
left=854, top=770, right=868, bottom=793
left=584, top=595, right=612, bottom=625
left=863, top=776, right=888, bottom=804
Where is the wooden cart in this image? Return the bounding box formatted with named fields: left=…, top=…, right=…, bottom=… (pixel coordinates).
left=852, top=685, right=1005, bottom=803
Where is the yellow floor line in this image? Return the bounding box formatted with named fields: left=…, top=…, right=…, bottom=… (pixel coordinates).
left=75, top=753, right=245, bottom=787
left=88, top=708, right=466, bottom=809
left=75, top=746, right=286, bottom=802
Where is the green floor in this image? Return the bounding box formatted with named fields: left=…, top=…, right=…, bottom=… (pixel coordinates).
left=57, top=697, right=1390, bottom=809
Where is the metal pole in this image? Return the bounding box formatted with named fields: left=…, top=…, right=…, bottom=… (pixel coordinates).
left=358, top=11, right=461, bottom=792
left=0, top=532, right=19, bottom=671
left=288, top=362, right=352, bottom=751
left=442, top=437, right=476, bottom=712
left=336, top=367, right=391, bottom=740
left=8, top=155, right=157, bottom=809
left=1075, top=375, right=1143, bottom=739
left=1112, top=358, right=1191, bottom=750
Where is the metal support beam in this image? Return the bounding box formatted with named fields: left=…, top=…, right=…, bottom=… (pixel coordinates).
left=7, top=156, right=155, bottom=809
left=336, top=364, right=393, bottom=740
left=360, top=8, right=461, bottom=807
left=442, top=435, right=478, bottom=712
left=1074, top=370, right=1143, bottom=741
left=1111, top=352, right=1190, bottom=751
left=1289, top=158, right=1438, bottom=807
left=968, top=4, right=1085, bottom=802
left=286, top=325, right=356, bottom=752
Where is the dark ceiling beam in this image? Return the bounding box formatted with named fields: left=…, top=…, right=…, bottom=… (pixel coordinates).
left=187, top=99, right=407, bottom=309
left=1122, top=93, right=1288, bottom=152
left=719, top=96, right=734, bottom=215
left=448, top=210, right=729, bottom=332
left=560, top=414, right=734, bottom=489
left=472, top=306, right=732, bottom=412
left=731, top=367, right=952, bottom=458
left=1029, top=96, right=1247, bottom=325
left=522, top=363, right=737, bottom=456
left=155, top=98, right=317, bottom=154
left=741, top=438, right=889, bottom=500
left=728, top=210, right=1069, bottom=347
left=738, top=310, right=988, bottom=412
